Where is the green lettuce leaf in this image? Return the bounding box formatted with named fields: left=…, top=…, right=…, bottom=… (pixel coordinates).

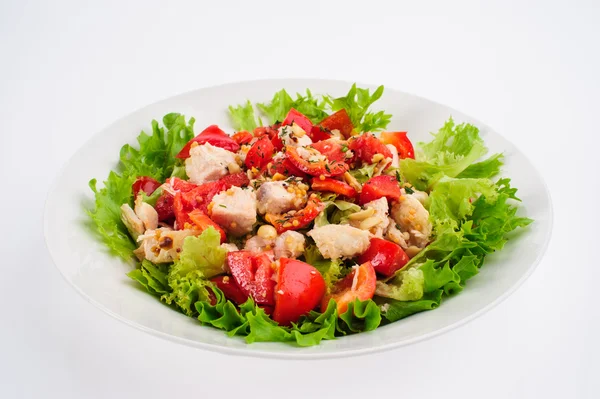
left=399, top=119, right=493, bottom=190
left=314, top=200, right=361, bottom=227
left=304, top=244, right=345, bottom=289
left=375, top=267, right=424, bottom=301
left=127, top=261, right=170, bottom=297
left=382, top=290, right=443, bottom=322
left=228, top=100, right=262, bottom=131
left=257, top=89, right=328, bottom=124
left=337, top=299, right=382, bottom=333
left=88, top=114, right=195, bottom=259
left=348, top=162, right=377, bottom=184
left=325, top=84, right=391, bottom=132
left=457, top=153, right=504, bottom=179
left=169, top=228, right=227, bottom=280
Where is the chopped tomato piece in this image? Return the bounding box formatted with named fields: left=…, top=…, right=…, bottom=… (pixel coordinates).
left=169, top=177, right=198, bottom=193
left=265, top=196, right=325, bottom=234
left=176, top=125, right=239, bottom=158
left=273, top=258, right=326, bottom=326
left=232, top=130, right=253, bottom=145
left=348, top=133, right=393, bottom=165
left=245, top=136, right=275, bottom=169
left=359, top=175, right=401, bottom=205
left=282, top=108, right=313, bottom=135
left=318, top=109, right=353, bottom=138
left=320, top=262, right=376, bottom=314
left=261, top=156, right=308, bottom=179
left=310, top=139, right=347, bottom=162
left=271, top=133, right=284, bottom=151
left=217, top=172, right=250, bottom=188
left=155, top=193, right=175, bottom=223
left=253, top=124, right=280, bottom=140
left=132, top=176, right=161, bottom=197
left=226, top=251, right=276, bottom=306
left=311, top=177, right=357, bottom=198
left=309, top=125, right=332, bottom=142
left=285, top=146, right=349, bottom=177
left=357, top=238, right=409, bottom=277
left=380, top=131, right=415, bottom=159
left=210, top=275, right=249, bottom=305
left=188, top=209, right=227, bottom=243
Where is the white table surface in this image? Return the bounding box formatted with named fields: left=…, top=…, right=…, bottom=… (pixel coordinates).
left=1, top=0, right=598, bottom=397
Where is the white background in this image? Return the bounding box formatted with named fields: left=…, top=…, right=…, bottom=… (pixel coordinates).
left=1, top=0, right=598, bottom=398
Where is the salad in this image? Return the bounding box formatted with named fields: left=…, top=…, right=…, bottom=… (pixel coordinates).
left=88, top=84, right=532, bottom=346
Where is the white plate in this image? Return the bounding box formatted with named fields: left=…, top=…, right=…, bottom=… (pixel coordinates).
left=44, top=79, right=552, bottom=359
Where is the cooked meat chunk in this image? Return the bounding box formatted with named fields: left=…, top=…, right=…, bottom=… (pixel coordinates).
left=210, top=186, right=257, bottom=236
left=185, top=143, right=237, bottom=185
left=273, top=231, right=306, bottom=259
left=307, top=224, right=370, bottom=259
left=256, top=181, right=306, bottom=215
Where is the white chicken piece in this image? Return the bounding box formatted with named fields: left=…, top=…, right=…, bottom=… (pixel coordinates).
left=244, top=235, right=275, bottom=253
left=134, top=228, right=199, bottom=263
left=185, top=143, right=237, bottom=185
left=274, top=231, right=306, bottom=259
left=391, top=193, right=432, bottom=248
left=386, top=144, right=400, bottom=170
left=385, top=217, right=409, bottom=249
left=407, top=188, right=429, bottom=206
left=256, top=181, right=307, bottom=215
left=308, top=224, right=371, bottom=260
left=210, top=186, right=257, bottom=236
left=350, top=197, right=390, bottom=237
left=120, top=204, right=145, bottom=239
left=279, top=124, right=313, bottom=148
left=134, top=195, right=158, bottom=231
left=220, top=243, right=239, bottom=252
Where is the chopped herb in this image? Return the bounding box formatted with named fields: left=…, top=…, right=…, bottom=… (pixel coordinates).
left=341, top=146, right=348, bottom=152
left=404, top=186, right=415, bottom=194
left=219, top=204, right=227, bottom=208
left=395, top=170, right=402, bottom=183
left=325, top=164, right=331, bottom=173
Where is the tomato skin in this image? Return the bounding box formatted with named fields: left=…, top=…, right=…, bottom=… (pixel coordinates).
left=169, top=177, right=198, bottom=193
left=348, top=134, right=393, bottom=165
left=357, top=238, right=409, bottom=277
left=188, top=209, right=227, bottom=243
left=359, top=175, right=401, bottom=205
left=318, top=109, right=353, bottom=138
left=286, top=146, right=349, bottom=177
left=310, top=139, right=347, bottom=162
left=253, top=124, right=280, bottom=140
left=320, top=262, right=377, bottom=314
left=245, top=136, right=275, bottom=169
left=217, top=172, right=250, bottom=189
left=271, top=133, right=284, bottom=151
left=232, top=131, right=253, bottom=145
left=261, top=156, right=308, bottom=179
left=282, top=108, right=313, bottom=135
left=309, top=125, right=332, bottom=142
left=210, top=275, right=249, bottom=305
left=176, top=125, right=240, bottom=158
left=273, top=258, right=326, bottom=326
left=155, top=193, right=175, bottom=223
left=380, top=131, right=415, bottom=159
left=266, top=196, right=325, bottom=234
left=311, top=177, right=357, bottom=198
left=132, top=176, right=161, bottom=197
left=226, top=251, right=276, bottom=306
